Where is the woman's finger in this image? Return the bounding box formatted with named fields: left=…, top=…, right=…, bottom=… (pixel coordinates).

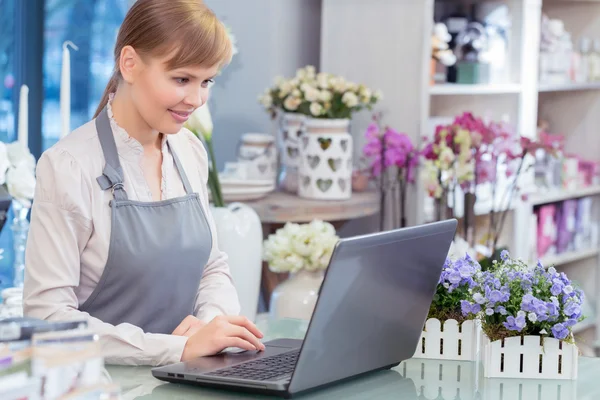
left=230, top=325, right=265, bottom=351
left=225, top=315, right=264, bottom=338
left=224, top=337, right=258, bottom=352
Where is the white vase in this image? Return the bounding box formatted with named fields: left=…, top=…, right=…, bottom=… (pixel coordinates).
left=297, top=118, right=353, bottom=200
left=269, top=269, right=325, bottom=321
left=210, top=203, right=262, bottom=322
left=277, top=112, right=306, bottom=193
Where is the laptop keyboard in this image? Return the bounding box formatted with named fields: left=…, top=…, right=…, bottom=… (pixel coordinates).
left=206, top=349, right=300, bottom=381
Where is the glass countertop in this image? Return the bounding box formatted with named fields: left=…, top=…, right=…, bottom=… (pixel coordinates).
left=105, top=318, right=600, bottom=400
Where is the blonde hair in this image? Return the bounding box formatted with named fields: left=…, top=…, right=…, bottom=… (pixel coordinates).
left=94, top=0, right=232, bottom=118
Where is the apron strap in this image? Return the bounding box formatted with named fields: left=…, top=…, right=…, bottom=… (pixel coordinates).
left=95, top=108, right=128, bottom=201
left=168, top=140, right=194, bottom=195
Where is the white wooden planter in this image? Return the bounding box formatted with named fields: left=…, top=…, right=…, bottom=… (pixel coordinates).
left=483, top=335, right=578, bottom=380
left=412, top=318, right=482, bottom=361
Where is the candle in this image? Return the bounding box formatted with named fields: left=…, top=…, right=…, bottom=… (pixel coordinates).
left=18, top=85, right=28, bottom=149
left=60, top=41, right=78, bottom=138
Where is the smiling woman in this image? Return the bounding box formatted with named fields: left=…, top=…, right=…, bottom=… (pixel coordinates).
left=23, top=0, right=263, bottom=367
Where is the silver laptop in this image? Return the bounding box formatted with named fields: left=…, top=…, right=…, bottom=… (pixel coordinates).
left=152, top=219, right=457, bottom=398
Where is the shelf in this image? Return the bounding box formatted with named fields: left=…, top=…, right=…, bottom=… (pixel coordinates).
left=429, top=83, right=522, bottom=96
left=540, top=248, right=600, bottom=267
left=526, top=185, right=600, bottom=206
left=538, top=82, right=600, bottom=93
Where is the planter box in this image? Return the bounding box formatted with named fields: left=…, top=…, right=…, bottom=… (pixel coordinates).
left=412, top=318, right=481, bottom=361
left=483, top=335, right=578, bottom=380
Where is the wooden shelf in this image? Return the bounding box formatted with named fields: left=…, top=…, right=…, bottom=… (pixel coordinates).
left=540, top=248, right=600, bottom=267
left=538, top=82, right=600, bottom=93
left=429, top=83, right=521, bottom=96
left=526, top=186, right=600, bottom=206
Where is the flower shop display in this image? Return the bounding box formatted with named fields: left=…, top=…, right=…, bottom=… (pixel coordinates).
left=413, top=254, right=481, bottom=361
left=454, top=22, right=491, bottom=84
left=263, top=220, right=339, bottom=320
left=185, top=104, right=263, bottom=321
left=259, top=66, right=382, bottom=200
left=362, top=113, right=418, bottom=229
left=462, top=251, right=583, bottom=380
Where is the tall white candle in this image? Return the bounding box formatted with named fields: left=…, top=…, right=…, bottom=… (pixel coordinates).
left=60, top=41, right=78, bottom=139
left=18, top=85, right=28, bottom=149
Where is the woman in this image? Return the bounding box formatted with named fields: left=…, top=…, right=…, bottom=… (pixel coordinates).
left=23, top=0, right=265, bottom=366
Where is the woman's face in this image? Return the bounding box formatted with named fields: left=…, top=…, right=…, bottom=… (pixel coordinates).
left=129, top=51, right=219, bottom=135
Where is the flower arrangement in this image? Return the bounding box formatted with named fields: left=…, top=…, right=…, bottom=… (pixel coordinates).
left=462, top=250, right=584, bottom=343
left=184, top=103, right=224, bottom=207
left=363, top=113, right=418, bottom=228
left=258, top=65, right=382, bottom=120
left=427, top=253, right=480, bottom=323
left=0, top=141, right=36, bottom=208
left=262, top=220, right=339, bottom=273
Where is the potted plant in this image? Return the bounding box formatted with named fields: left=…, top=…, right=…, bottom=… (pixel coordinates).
left=263, top=220, right=339, bottom=320
left=462, top=251, right=584, bottom=380
left=413, top=253, right=482, bottom=361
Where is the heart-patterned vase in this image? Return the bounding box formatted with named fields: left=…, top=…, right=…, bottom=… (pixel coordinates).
left=237, top=133, right=278, bottom=183
left=277, top=112, right=306, bottom=193
left=297, top=118, right=353, bottom=200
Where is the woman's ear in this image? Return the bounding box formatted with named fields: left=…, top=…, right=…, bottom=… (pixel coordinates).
left=119, top=45, right=141, bottom=84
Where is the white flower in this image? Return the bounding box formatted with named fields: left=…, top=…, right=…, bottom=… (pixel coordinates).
left=292, top=89, right=301, bottom=98
left=274, top=76, right=285, bottom=86
left=309, top=102, right=323, bottom=117
left=6, top=163, right=35, bottom=207
left=548, top=267, right=557, bottom=276
left=296, top=68, right=307, bottom=80
left=473, top=293, right=485, bottom=305
left=319, top=90, right=332, bottom=102
left=374, top=90, right=383, bottom=100
left=258, top=92, right=273, bottom=108
left=302, top=85, right=320, bottom=102
left=184, top=103, right=213, bottom=140
left=305, top=65, right=316, bottom=79
left=563, top=285, right=574, bottom=295
left=279, top=81, right=294, bottom=97
left=517, top=310, right=526, bottom=318
left=6, top=142, right=35, bottom=172
left=317, top=73, right=329, bottom=89
left=283, top=96, right=302, bottom=111
left=341, top=92, right=359, bottom=108
left=0, top=142, right=9, bottom=185
left=528, top=312, right=538, bottom=322
left=540, top=329, right=548, bottom=335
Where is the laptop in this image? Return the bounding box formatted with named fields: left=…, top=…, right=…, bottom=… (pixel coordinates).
left=152, top=219, right=457, bottom=398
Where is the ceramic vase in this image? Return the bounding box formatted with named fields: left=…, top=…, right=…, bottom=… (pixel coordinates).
left=210, top=202, right=262, bottom=321
left=269, top=270, right=325, bottom=321
left=297, top=118, right=353, bottom=200
left=277, top=112, right=306, bottom=193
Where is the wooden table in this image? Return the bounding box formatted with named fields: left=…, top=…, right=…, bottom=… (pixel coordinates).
left=245, top=190, right=380, bottom=309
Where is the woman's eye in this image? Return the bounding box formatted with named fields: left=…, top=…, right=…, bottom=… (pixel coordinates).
left=202, top=79, right=214, bottom=88
left=175, top=78, right=189, bottom=84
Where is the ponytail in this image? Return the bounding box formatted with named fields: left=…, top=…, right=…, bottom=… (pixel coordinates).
left=93, top=72, right=120, bottom=118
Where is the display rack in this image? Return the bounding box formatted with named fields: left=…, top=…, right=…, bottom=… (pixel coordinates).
left=321, top=0, right=600, bottom=354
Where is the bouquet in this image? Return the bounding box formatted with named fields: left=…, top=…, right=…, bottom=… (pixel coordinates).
left=0, top=141, right=36, bottom=207
left=428, top=253, right=480, bottom=323
left=258, top=65, right=382, bottom=119
left=263, top=220, right=339, bottom=273
left=462, top=250, right=584, bottom=343
left=363, top=114, right=418, bottom=229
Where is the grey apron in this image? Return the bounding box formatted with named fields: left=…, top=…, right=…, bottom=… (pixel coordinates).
left=79, top=108, right=213, bottom=334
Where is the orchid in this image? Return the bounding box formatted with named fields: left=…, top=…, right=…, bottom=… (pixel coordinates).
left=362, top=115, right=418, bottom=228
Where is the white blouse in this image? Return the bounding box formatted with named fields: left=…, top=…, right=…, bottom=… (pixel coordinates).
left=23, top=98, right=240, bottom=366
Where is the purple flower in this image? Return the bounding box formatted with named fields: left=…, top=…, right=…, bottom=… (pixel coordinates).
left=504, top=314, right=527, bottom=332
left=500, top=250, right=509, bottom=261
left=473, top=293, right=486, bottom=305
left=551, top=281, right=564, bottom=296
left=496, top=306, right=507, bottom=315
left=564, top=302, right=581, bottom=318
left=461, top=300, right=481, bottom=316
left=564, top=318, right=578, bottom=327
left=448, top=270, right=462, bottom=285
left=552, top=323, right=569, bottom=340
left=485, top=308, right=494, bottom=316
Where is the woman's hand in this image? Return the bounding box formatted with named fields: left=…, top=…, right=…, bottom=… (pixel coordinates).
left=180, top=315, right=265, bottom=361
left=172, top=315, right=207, bottom=337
